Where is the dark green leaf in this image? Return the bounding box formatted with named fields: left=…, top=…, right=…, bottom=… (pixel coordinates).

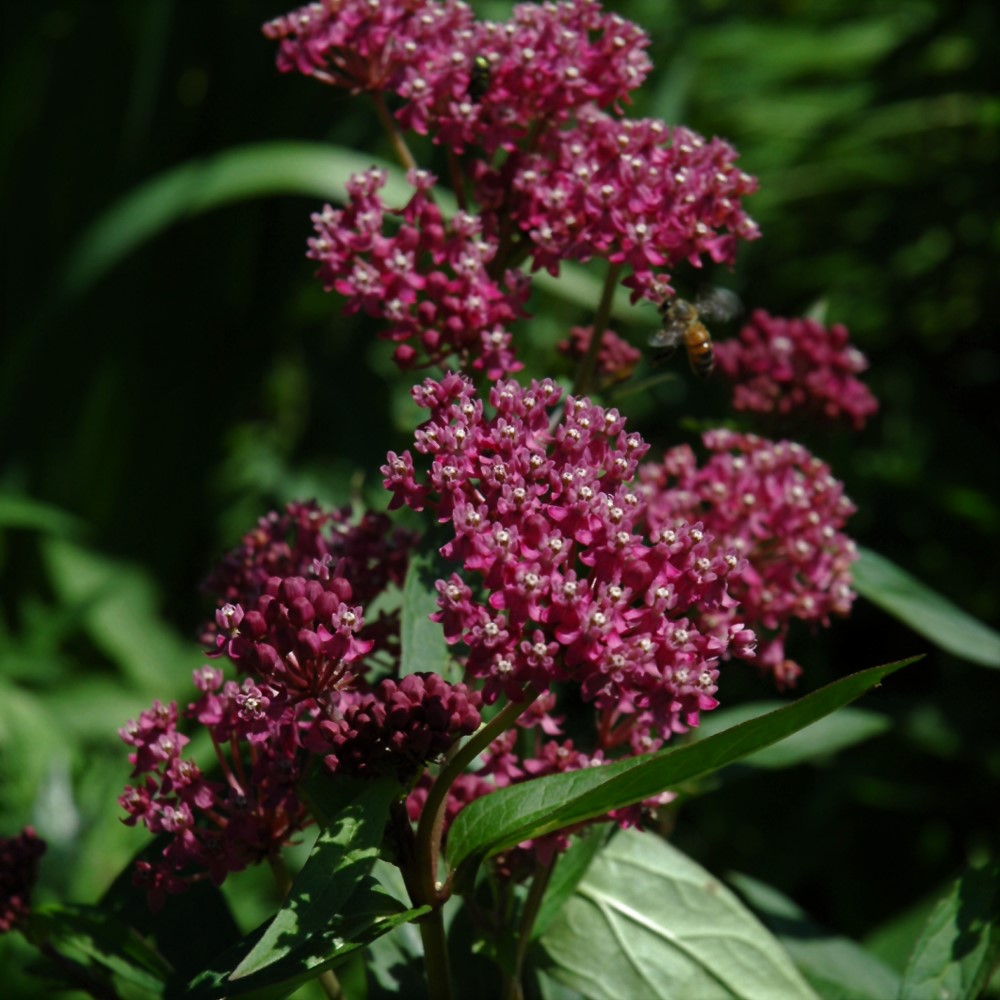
left=230, top=775, right=400, bottom=978
left=100, top=835, right=241, bottom=985
left=726, top=872, right=900, bottom=1000
left=537, top=830, right=818, bottom=999
left=853, top=548, right=1000, bottom=668
left=25, top=902, right=172, bottom=999
left=899, top=860, right=1000, bottom=1000
left=446, top=658, right=918, bottom=889
left=696, top=704, right=891, bottom=769
left=399, top=531, right=452, bottom=679
left=184, top=774, right=426, bottom=999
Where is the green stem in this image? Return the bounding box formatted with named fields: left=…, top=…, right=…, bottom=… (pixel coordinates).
left=502, top=857, right=556, bottom=1000
left=572, top=261, right=624, bottom=397
left=371, top=91, right=418, bottom=173
left=419, top=906, right=454, bottom=1000
left=412, top=689, right=538, bottom=907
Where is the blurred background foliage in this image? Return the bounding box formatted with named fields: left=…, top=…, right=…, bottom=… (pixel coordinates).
left=1, top=0, right=998, bottom=995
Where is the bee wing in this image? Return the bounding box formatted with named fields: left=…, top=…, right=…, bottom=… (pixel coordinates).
left=648, top=325, right=682, bottom=350
left=694, top=286, right=743, bottom=323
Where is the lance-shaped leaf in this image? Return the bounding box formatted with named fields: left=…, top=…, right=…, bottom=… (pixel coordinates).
left=853, top=547, right=1000, bottom=668
left=446, top=658, right=918, bottom=890
left=185, top=773, right=424, bottom=999
left=537, top=830, right=819, bottom=1000
left=899, top=860, right=1000, bottom=1000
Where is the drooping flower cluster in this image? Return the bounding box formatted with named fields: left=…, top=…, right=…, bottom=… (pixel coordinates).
left=556, top=325, right=641, bottom=387
left=119, top=501, right=481, bottom=905
left=0, top=827, right=45, bottom=933
left=267, top=0, right=759, bottom=376
left=641, top=430, right=859, bottom=687
left=382, top=374, right=756, bottom=750
left=308, top=168, right=529, bottom=375
left=713, top=310, right=879, bottom=430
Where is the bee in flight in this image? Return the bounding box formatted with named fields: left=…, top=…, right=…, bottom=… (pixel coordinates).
left=648, top=287, right=742, bottom=378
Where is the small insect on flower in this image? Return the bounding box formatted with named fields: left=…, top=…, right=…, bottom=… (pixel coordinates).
left=467, top=54, right=491, bottom=102
left=649, top=287, right=742, bottom=378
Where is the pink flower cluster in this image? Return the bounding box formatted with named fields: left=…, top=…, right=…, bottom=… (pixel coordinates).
left=0, top=827, right=45, bottom=933
left=265, top=0, right=651, bottom=153
left=641, top=429, right=859, bottom=687
left=268, top=0, right=759, bottom=376
left=714, top=310, right=879, bottom=430
left=484, top=112, right=759, bottom=298
left=119, top=502, right=478, bottom=905
left=382, top=374, right=756, bottom=750
left=308, top=168, right=529, bottom=376
left=200, top=499, right=413, bottom=659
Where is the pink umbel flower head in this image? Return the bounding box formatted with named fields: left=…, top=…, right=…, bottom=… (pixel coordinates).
left=641, top=429, right=859, bottom=687
left=308, top=168, right=529, bottom=376
left=382, top=374, right=755, bottom=749
left=714, top=310, right=879, bottom=430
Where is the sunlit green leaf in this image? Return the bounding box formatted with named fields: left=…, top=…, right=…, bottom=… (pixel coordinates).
left=446, top=658, right=918, bottom=890
left=854, top=547, right=1000, bottom=667
left=538, top=830, right=818, bottom=999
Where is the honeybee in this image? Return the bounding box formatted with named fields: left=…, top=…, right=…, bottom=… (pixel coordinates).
left=467, top=54, right=491, bottom=102
left=648, top=287, right=742, bottom=378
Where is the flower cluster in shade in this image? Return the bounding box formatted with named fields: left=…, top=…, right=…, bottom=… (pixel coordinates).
left=269, top=0, right=759, bottom=375
left=382, top=374, right=757, bottom=752
left=556, top=325, right=641, bottom=387
left=641, top=429, right=859, bottom=688
left=119, top=503, right=480, bottom=907
left=713, top=310, right=879, bottom=430
left=0, top=827, right=45, bottom=933
left=308, top=168, right=529, bottom=376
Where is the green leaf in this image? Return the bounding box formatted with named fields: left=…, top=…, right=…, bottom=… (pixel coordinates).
left=100, top=835, right=242, bottom=986
left=55, top=140, right=636, bottom=323
left=0, top=493, right=86, bottom=538
left=726, top=872, right=900, bottom=1000
left=446, top=658, right=918, bottom=890
left=696, top=704, right=891, bottom=770
left=899, top=860, right=1000, bottom=1000
left=58, top=143, right=430, bottom=299
left=185, top=774, right=427, bottom=999
left=25, top=902, right=172, bottom=999
left=532, top=827, right=609, bottom=941
left=537, top=829, right=819, bottom=999
left=853, top=547, right=1000, bottom=668
left=399, top=531, right=452, bottom=679
left=41, top=537, right=199, bottom=693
